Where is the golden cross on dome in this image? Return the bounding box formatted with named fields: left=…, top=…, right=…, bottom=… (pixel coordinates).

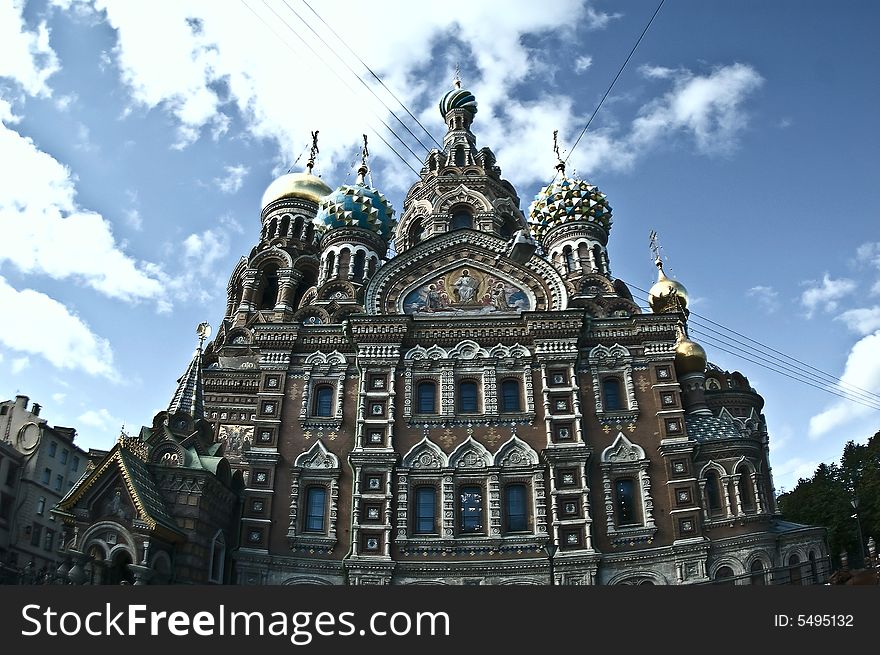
left=453, top=63, right=462, bottom=88
left=649, top=229, right=662, bottom=263
left=553, top=129, right=565, bottom=175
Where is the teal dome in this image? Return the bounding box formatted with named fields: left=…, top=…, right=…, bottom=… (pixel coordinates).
left=439, top=87, right=478, bottom=117
left=315, top=182, right=396, bottom=241
left=528, top=175, right=612, bottom=241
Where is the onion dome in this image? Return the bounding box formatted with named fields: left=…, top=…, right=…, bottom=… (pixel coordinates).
left=260, top=172, right=332, bottom=211
left=527, top=173, right=612, bottom=242
left=439, top=83, right=478, bottom=118
left=648, top=259, right=689, bottom=314
left=315, top=178, right=396, bottom=241
left=675, top=335, right=708, bottom=375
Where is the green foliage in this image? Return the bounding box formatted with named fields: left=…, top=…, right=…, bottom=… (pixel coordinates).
left=777, top=431, right=880, bottom=567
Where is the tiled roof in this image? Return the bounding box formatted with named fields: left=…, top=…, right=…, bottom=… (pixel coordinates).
left=685, top=414, right=741, bottom=442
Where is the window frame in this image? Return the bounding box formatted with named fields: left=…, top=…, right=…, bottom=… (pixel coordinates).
left=312, top=384, right=335, bottom=418
left=458, top=484, right=484, bottom=535
left=500, top=378, right=522, bottom=413
left=457, top=379, right=480, bottom=414
left=416, top=380, right=438, bottom=415
left=303, top=486, right=328, bottom=534
left=503, top=483, right=529, bottom=533
left=413, top=486, right=438, bottom=535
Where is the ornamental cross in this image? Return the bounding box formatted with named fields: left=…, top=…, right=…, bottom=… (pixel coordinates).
left=307, top=130, right=320, bottom=174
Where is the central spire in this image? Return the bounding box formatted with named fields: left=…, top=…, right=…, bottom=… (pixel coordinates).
left=167, top=322, right=210, bottom=419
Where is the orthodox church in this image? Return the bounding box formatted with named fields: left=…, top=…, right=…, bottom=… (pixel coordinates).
left=54, top=81, right=827, bottom=585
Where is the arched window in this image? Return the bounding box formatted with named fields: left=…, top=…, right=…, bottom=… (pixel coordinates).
left=602, top=378, right=622, bottom=411
left=451, top=209, right=473, bottom=230
left=313, top=385, right=334, bottom=417
left=809, top=551, right=818, bottom=581
left=324, top=251, right=335, bottom=281
left=615, top=478, right=638, bottom=526
left=258, top=265, right=279, bottom=310
left=750, top=559, right=766, bottom=585
left=499, top=214, right=518, bottom=239
left=504, top=484, right=528, bottom=532
left=410, top=220, right=425, bottom=245
left=367, top=256, right=377, bottom=278
left=714, top=566, right=735, bottom=585
left=293, top=215, right=304, bottom=239
left=788, top=554, right=802, bottom=585
left=304, top=487, right=327, bottom=533
left=414, top=487, right=436, bottom=534
left=563, top=246, right=576, bottom=272
left=459, top=485, right=483, bottom=534
left=353, top=250, right=366, bottom=281
left=705, top=470, right=723, bottom=515
left=592, top=245, right=604, bottom=274
left=458, top=380, right=478, bottom=413
left=500, top=379, right=521, bottom=413
left=738, top=467, right=755, bottom=513
left=454, top=145, right=465, bottom=167
left=279, top=215, right=290, bottom=239
left=209, top=531, right=226, bottom=583
left=417, top=381, right=437, bottom=414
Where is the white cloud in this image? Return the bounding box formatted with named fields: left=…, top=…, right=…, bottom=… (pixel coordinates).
left=631, top=63, right=765, bottom=155
left=574, top=55, right=593, bottom=73
left=837, top=307, right=880, bottom=336
left=52, top=392, right=67, bottom=404
left=773, top=456, right=819, bottom=487
left=124, top=208, right=143, bottom=230
left=214, top=164, right=249, bottom=194
left=747, top=285, right=779, bottom=313
left=0, top=276, right=117, bottom=379
left=808, top=330, right=880, bottom=438
left=639, top=64, right=680, bottom=80
left=0, top=1, right=60, bottom=96
left=855, top=241, right=880, bottom=269
left=0, top=105, right=165, bottom=304
left=78, top=408, right=122, bottom=431
left=11, top=357, right=30, bottom=374
left=800, top=273, right=857, bottom=317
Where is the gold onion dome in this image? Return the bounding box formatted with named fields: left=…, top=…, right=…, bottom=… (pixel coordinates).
left=648, top=259, right=689, bottom=314
left=260, top=172, right=333, bottom=211
left=675, top=335, right=708, bottom=375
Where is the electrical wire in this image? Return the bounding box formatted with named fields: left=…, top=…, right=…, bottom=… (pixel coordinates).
left=566, top=0, right=666, bottom=163
left=297, top=0, right=442, bottom=150
left=239, top=0, right=423, bottom=176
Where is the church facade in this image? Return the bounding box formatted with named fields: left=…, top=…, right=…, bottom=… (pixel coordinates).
left=199, top=83, right=826, bottom=585
left=55, top=82, right=827, bottom=585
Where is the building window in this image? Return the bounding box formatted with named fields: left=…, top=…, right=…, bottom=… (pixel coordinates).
left=750, top=560, right=766, bottom=585
left=304, top=487, right=327, bottom=533
left=60, top=450, right=68, bottom=464
left=36, top=497, right=46, bottom=516
left=41, top=468, right=51, bottom=485
left=414, top=487, right=436, bottom=534
left=5, top=463, right=18, bottom=486
left=55, top=475, right=64, bottom=491
left=30, top=524, right=42, bottom=547
left=705, top=470, right=723, bottom=515
left=602, top=378, right=622, bottom=411
left=500, top=379, right=521, bottom=413
left=48, top=442, right=57, bottom=458
left=458, top=380, right=478, bottom=413
left=504, top=484, right=528, bottom=532
left=313, top=385, right=334, bottom=417
left=563, top=246, right=576, bottom=273
left=459, top=486, right=483, bottom=534
left=789, top=554, right=803, bottom=585
left=451, top=209, right=473, bottom=230
left=615, top=478, right=639, bottom=526
left=417, top=381, right=437, bottom=414
left=738, top=468, right=756, bottom=513
left=715, top=566, right=735, bottom=585
left=44, top=529, right=54, bottom=552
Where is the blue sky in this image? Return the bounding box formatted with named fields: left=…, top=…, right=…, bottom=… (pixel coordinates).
left=1, top=0, right=878, bottom=493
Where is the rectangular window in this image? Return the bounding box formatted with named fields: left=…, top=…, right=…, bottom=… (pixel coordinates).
left=417, top=381, right=437, bottom=414
left=505, top=484, right=528, bottom=532
left=314, top=386, right=334, bottom=417
left=304, top=487, right=327, bottom=533
left=44, top=529, right=54, bottom=551
left=458, top=381, right=479, bottom=413
left=31, top=524, right=42, bottom=547
left=60, top=450, right=68, bottom=464
left=41, top=468, right=51, bottom=485
left=0, top=492, right=12, bottom=520
left=5, top=463, right=18, bottom=487
left=501, top=380, right=521, bottom=412
left=54, top=475, right=63, bottom=492
left=414, top=487, right=436, bottom=534
left=71, top=457, right=79, bottom=473
left=459, top=486, right=483, bottom=534
left=48, top=442, right=57, bottom=458
left=36, top=497, right=46, bottom=516
left=615, top=478, right=639, bottom=526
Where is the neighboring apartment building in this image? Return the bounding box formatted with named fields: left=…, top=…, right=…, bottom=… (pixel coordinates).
left=0, top=395, right=87, bottom=577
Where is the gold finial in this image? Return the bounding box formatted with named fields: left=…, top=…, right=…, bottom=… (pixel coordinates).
left=553, top=129, right=565, bottom=175
left=453, top=64, right=462, bottom=89
left=649, top=229, right=662, bottom=268
left=306, top=130, right=320, bottom=175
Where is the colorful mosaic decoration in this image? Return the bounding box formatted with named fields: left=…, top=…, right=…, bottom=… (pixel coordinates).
left=528, top=176, right=612, bottom=240
left=403, top=267, right=530, bottom=315
left=315, top=182, right=396, bottom=241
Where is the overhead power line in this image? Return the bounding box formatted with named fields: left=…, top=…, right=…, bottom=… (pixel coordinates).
left=625, top=286, right=880, bottom=411
left=565, top=0, right=666, bottom=165
left=239, top=0, right=422, bottom=176
left=299, top=0, right=443, bottom=150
